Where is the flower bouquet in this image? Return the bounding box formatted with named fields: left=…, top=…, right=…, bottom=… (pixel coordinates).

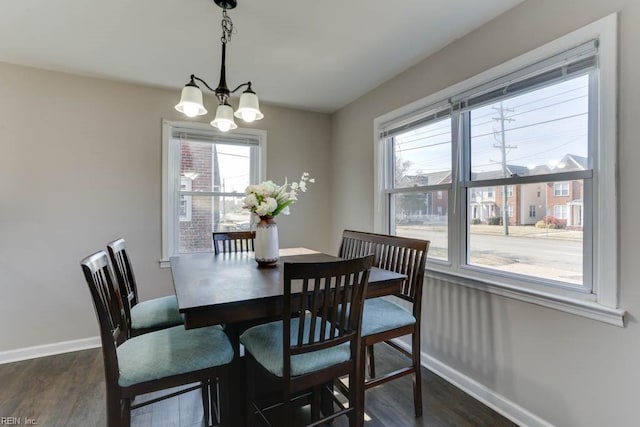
left=243, top=173, right=314, bottom=267
left=243, top=172, right=314, bottom=219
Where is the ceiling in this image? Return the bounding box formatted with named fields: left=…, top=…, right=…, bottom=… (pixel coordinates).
left=0, top=0, right=524, bottom=113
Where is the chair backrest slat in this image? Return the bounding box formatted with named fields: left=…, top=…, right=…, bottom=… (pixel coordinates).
left=212, top=231, right=256, bottom=255
left=338, top=230, right=429, bottom=307
left=107, top=239, right=139, bottom=325
left=282, top=256, right=373, bottom=378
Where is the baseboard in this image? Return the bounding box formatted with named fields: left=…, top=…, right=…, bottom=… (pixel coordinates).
left=0, top=336, right=101, bottom=365
left=392, top=339, right=553, bottom=427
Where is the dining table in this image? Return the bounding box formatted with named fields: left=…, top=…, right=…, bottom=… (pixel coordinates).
left=170, top=247, right=407, bottom=425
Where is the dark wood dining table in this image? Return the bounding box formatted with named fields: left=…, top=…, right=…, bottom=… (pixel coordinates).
left=170, top=247, right=406, bottom=425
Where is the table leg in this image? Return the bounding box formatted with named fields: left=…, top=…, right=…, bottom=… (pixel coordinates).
left=224, top=323, right=246, bottom=427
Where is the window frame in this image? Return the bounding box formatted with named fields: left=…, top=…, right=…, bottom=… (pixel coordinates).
left=373, top=14, right=623, bottom=326
left=161, top=120, right=266, bottom=264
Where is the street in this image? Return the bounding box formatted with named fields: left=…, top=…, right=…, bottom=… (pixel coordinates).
left=397, top=225, right=583, bottom=284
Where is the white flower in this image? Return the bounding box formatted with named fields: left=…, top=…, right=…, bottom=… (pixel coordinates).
left=244, top=193, right=258, bottom=208
left=255, top=202, right=269, bottom=217
left=309, top=178, right=315, bottom=183
left=281, top=206, right=290, bottom=215
left=266, top=197, right=278, bottom=213
left=299, top=181, right=307, bottom=192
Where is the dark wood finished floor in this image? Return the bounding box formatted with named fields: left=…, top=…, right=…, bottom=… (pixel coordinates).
left=0, top=345, right=517, bottom=427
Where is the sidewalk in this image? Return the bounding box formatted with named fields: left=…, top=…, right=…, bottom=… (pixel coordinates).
left=399, top=223, right=583, bottom=241
left=469, top=224, right=583, bottom=241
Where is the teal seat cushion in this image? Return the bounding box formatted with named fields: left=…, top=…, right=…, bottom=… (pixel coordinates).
left=131, top=295, right=184, bottom=331
left=117, top=325, right=233, bottom=387
left=361, top=298, right=416, bottom=337
left=240, top=316, right=350, bottom=377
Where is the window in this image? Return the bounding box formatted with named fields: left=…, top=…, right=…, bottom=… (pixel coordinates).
left=375, top=15, right=621, bottom=324
left=554, top=205, right=568, bottom=219
left=387, top=115, right=452, bottom=261
left=162, top=121, right=265, bottom=260
left=554, top=182, right=570, bottom=196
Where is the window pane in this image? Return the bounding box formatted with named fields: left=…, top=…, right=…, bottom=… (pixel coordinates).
left=178, top=196, right=250, bottom=253
left=180, top=140, right=251, bottom=193
left=393, top=191, right=448, bottom=260
left=393, top=118, right=452, bottom=188
left=468, top=183, right=584, bottom=285
left=470, top=75, right=590, bottom=180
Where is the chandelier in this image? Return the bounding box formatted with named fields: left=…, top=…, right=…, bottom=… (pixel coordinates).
left=175, top=0, right=263, bottom=132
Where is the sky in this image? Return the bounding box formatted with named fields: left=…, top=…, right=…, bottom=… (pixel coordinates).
left=393, top=74, right=590, bottom=183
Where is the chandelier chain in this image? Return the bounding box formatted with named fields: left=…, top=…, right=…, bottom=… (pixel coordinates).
left=221, top=9, right=233, bottom=44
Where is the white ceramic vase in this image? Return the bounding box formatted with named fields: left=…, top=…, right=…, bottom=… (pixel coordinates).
left=255, top=216, right=279, bottom=267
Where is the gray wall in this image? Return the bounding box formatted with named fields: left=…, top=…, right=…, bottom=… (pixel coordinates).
left=0, top=62, right=332, bottom=352
left=331, top=0, right=639, bottom=426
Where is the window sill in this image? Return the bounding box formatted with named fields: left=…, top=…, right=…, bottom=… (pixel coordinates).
left=425, top=269, right=626, bottom=327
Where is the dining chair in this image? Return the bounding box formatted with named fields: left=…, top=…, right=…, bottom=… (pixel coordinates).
left=107, top=238, right=184, bottom=336
left=239, top=255, right=374, bottom=427
left=81, top=251, right=234, bottom=427
left=338, top=230, right=429, bottom=418
left=212, top=231, right=255, bottom=254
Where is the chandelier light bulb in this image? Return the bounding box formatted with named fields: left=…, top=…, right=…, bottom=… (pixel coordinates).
left=211, top=104, right=238, bottom=132
left=240, top=110, right=257, bottom=123
left=182, top=103, right=202, bottom=118
left=175, top=83, right=207, bottom=117
left=217, top=121, right=232, bottom=132
left=235, top=89, right=263, bottom=123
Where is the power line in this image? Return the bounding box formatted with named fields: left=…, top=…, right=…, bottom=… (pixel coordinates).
left=470, top=93, right=588, bottom=128
left=472, top=84, right=586, bottom=118
left=396, top=139, right=452, bottom=153
left=471, top=112, right=587, bottom=139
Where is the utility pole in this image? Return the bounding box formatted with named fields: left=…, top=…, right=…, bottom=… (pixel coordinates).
left=492, top=102, right=517, bottom=236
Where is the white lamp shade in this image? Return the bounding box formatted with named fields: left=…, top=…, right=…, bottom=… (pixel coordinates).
left=234, top=91, right=264, bottom=122
left=211, top=104, right=238, bottom=132
left=175, top=85, right=207, bottom=118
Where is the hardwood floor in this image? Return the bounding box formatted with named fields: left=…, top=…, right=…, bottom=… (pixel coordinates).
left=0, top=345, right=517, bottom=427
